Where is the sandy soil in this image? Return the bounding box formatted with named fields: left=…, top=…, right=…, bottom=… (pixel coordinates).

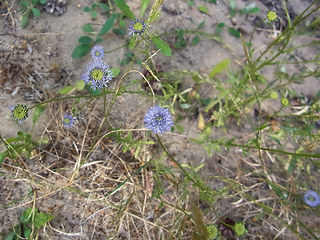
left=0, top=0, right=319, bottom=239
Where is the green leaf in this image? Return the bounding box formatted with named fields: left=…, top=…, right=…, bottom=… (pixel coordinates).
left=114, top=0, right=135, bottom=20
left=21, top=207, right=37, bottom=222
left=198, top=5, right=210, bottom=15
left=20, top=0, right=30, bottom=8
left=247, top=7, right=260, bottom=13
left=33, top=105, right=46, bottom=124
left=228, top=27, right=240, bottom=38
left=110, top=68, right=120, bottom=77
left=91, top=10, right=97, bottom=18
left=112, top=28, right=126, bottom=35
left=191, top=35, right=200, bottom=46
left=197, top=21, right=205, bottom=29
left=119, top=19, right=126, bottom=28
left=58, top=86, right=75, bottom=95
left=99, top=3, right=110, bottom=12
left=40, top=0, right=46, bottom=4
left=140, top=0, right=150, bottom=18
left=32, top=7, right=40, bottom=17
left=96, top=37, right=103, bottom=43
left=151, top=37, right=172, bottom=56
left=85, top=85, right=101, bottom=96
left=22, top=224, right=31, bottom=238
left=0, top=151, right=7, bottom=165
left=5, top=232, right=16, bottom=240
left=21, top=11, right=30, bottom=28
left=76, top=80, right=85, bottom=91
left=83, top=6, right=91, bottom=12
left=78, top=35, right=94, bottom=44
left=83, top=23, right=93, bottom=33
left=287, top=157, right=297, bottom=175
left=209, top=59, right=230, bottom=78
left=71, top=44, right=91, bottom=58
left=34, top=212, right=55, bottom=228
left=99, top=16, right=114, bottom=35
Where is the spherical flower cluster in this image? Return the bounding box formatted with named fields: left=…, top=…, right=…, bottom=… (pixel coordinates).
left=281, top=97, right=289, bottom=106
left=233, top=222, right=247, bottom=237
left=303, top=190, right=320, bottom=207
left=9, top=104, right=29, bottom=124
left=90, top=45, right=104, bottom=61
left=129, top=19, right=146, bottom=36
left=62, top=114, right=75, bottom=129
left=144, top=106, right=174, bottom=134
left=206, top=224, right=221, bottom=240
left=267, top=11, right=277, bottom=22
left=81, top=59, right=114, bottom=90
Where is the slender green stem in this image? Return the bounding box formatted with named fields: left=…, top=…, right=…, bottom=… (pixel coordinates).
left=156, top=134, right=206, bottom=190
left=229, top=142, right=320, bottom=159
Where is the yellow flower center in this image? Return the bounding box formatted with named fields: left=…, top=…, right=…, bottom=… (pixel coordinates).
left=90, top=68, right=104, bottom=81
left=234, top=222, right=246, bottom=236
left=133, top=22, right=144, bottom=32
left=64, top=118, right=70, bottom=124
left=13, top=106, right=28, bottom=120
left=267, top=11, right=277, bottom=22
left=207, top=224, right=220, bottom=239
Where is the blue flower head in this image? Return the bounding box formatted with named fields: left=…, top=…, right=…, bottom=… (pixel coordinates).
left=144, top=106, right=174, bottom=134
left=81, top=59, right=114, bottom=90
left=129, top=19, right=146, bottom=36
left=303, top=190, right=320, bottom=207
left=9, top=104, right=28, bottom=124
left=62, top=114, right=75, bottom=129
left=90, top=45, right=104, bottom=60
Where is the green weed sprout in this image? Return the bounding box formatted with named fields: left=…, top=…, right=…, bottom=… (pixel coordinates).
left=19, top=0, right=47, bottom=28
left=6, top=207, right=54, bottom=239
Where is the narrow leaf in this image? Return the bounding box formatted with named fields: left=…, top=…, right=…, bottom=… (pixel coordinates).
left=114, top=0, right=135, bottom=20
left=76, top=80, right=85, bottom=91
left=21, top=11, right=30, bottom=28
left=228, top=27, right=240, bottom=38
left=71, top=44, right=91, bottom=58
left=209, top=59, right=230, bottom=78
left=191, top=35, right=200, bottom=46
left=112, top=28, right=126, bottom=35
left=0, top=151, right=7, bottom=165
left=140, top=0, right=150, bottom=18
left=151, top=37, right=172, bottom=56
left=99, top=16, right=115, bottom=35
left=198, top=5, right=210, bottom=15
left=33, top=105, right=46, bottom=124
left=58, top=86, right=75, bottom=95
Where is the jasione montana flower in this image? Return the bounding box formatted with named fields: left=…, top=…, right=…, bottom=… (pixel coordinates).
left=144, top=106, right=174, bottom=134
left=80, top=59, right=114, bottom=90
